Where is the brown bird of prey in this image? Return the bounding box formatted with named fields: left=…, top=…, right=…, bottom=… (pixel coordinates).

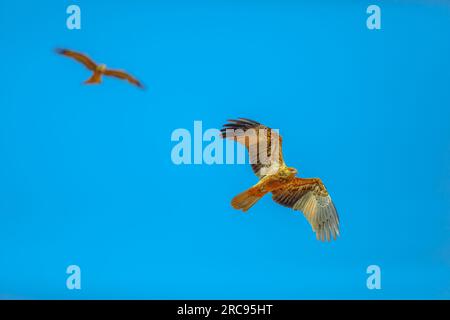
left=56, top=48, right=144, bottom=89
left=221, top=118, right=340, bottom=241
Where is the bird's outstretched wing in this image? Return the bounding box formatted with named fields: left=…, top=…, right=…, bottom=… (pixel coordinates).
left=221, top=118, right=284, bottom=178
left=56, top=49, right=97, bottom=70
left=103, top=69, right=144, bottom=89
left=272, top=178, right=340, bottom=241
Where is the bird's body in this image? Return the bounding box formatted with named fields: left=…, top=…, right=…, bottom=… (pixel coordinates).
left=221, top=118, right=340, bottom=241
left=231, top=166, right=296, bottom=211
left=56, top=49, right=144, bottom=89
left=247, top=166, right=296, bottom=196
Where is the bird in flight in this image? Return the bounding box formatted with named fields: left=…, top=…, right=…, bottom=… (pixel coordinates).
left=221, top=118, right=340, bottom=241
left=56, top=48, right=144, bottom=89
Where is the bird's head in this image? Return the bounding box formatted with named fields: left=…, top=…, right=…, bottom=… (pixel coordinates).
left=97, top=64, right=107, bottom=72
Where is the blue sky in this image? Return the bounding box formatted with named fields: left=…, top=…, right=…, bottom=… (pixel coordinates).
left=0, top=0, right=449, bottom=299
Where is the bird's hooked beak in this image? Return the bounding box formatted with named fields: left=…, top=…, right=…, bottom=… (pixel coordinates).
left=288, top=167, right=298, bottom=175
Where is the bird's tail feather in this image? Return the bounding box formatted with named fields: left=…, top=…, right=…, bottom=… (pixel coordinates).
left=84, top=72, right=102, bottom=84
left=231, top=187, right=265, bottom=212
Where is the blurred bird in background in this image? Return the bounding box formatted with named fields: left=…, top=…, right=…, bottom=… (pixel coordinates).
left=56, top=48, right=145, bottom=89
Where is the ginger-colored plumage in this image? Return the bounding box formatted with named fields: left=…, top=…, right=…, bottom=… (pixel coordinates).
left=221, top=118, right=340, bottom=241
